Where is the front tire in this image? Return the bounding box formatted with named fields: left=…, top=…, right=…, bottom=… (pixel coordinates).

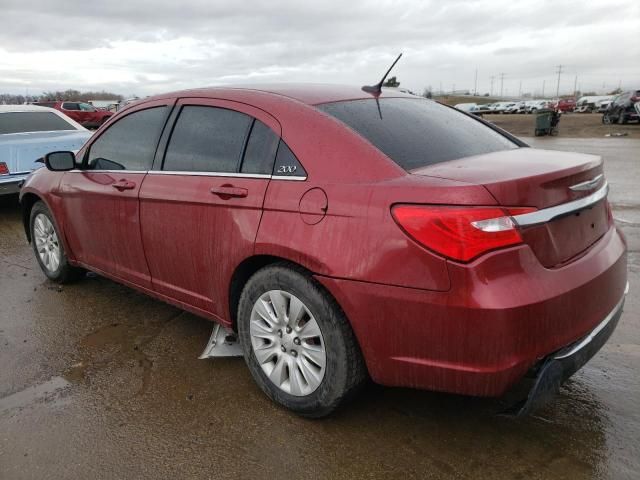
left=30, top=201, right=82, bottom=283
left=237, top=263, right=367, bottom=417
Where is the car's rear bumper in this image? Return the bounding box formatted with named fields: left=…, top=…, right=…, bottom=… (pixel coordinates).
left=317, top=225, right=627, bottom=398
left=0, top=173, right=28, bottom=195
left=511, top=284, right=627, bottom=415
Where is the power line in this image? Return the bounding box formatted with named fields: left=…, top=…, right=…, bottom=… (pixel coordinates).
left=499, top=73, right=506, bottom=98
left=473, top=68, right=478, bottom=96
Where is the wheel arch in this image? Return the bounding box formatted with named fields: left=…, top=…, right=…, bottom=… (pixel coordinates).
left=228, top=255, right=314, bottom=332
left=20, top=192, right=44, bottom=242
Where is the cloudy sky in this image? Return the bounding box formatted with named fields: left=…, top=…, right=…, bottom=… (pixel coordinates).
left=1, top=0, right=638, bottom=98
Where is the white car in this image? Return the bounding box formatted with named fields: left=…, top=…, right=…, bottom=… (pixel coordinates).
left=0, top=105, right=92, bottom=195
left=503, top=103, right=519, bottom=114
left=527, top=100, right=551, bottom=113
left=491, top=102, right=514, bottom=113
left=453, top=102, right=478, bottom=112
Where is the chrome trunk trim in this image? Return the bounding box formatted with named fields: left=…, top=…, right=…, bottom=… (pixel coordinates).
left=512, top=183, right=609, bottom=227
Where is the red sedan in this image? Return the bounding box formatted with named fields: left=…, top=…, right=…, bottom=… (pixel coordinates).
left=33, top=101, right=113, bottom=128
left=20, top=85, right=628, bottom=417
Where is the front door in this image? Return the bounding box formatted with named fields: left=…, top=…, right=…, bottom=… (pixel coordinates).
left=59, top=100, right=174, bottom=289
left=139, top=98, right=281, bottom=318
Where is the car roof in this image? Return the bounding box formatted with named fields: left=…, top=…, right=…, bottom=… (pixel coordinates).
left=0, top=104, right=60, bottom=112
left=146, top=83, right=417, bottom=106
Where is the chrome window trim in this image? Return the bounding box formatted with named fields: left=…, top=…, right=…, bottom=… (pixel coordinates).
left=68, top=169, right=148, bottom=174
left=272, top=175, right=307, bottom=181
left=147, top=171, right=271, bottom=179
left=512, top=183, right=609, bottom=227
left=67, top=169, right=307, bottom=181
left=554, top=281, right=629, bottom=360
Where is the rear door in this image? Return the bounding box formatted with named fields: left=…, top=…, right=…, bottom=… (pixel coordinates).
left=139, top=98, right=280, bottom=317
left=59, top=99, right=174, bottom=288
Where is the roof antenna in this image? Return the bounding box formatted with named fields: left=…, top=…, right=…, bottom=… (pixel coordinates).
left=362, top=53, right=403, bottom=96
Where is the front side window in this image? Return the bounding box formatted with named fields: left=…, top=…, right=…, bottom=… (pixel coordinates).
left=86, top=106, right=167, bottom=171
left=163, top=106, right=252, bottom=173
left=0, top=112, right=77, bottom=134
left=62, top=102, right=80, bottom=111
left=318, top=98, right=517, bottom=171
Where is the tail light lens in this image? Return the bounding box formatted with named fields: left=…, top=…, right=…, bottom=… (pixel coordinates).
left=391, top=205, right=536, bottom=262
left=0, top=162, right=9, bottom=175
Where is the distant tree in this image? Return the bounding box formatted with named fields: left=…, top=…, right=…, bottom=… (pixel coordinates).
left=382, top=76, right=400, bottom=88
left=422, top=87, right=433, bottom=99
left=608, top=87, right=622, bottom=95
left=40, top=89, right=123, bottom=102
left=1, top=90, right=123, bottom=105
left=483, top=93, right=489, bottom=97
left=582, top=91, right=597, bottom=96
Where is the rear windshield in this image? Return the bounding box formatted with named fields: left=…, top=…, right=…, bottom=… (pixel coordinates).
left=318, top=98, right=517, bottom=170
left=0, top=112, right=76, bottom=135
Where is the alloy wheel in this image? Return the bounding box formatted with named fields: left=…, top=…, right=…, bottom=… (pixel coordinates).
left=249, top=290, right=326, bottom=396
left=33, top=213, right=61, bottom=272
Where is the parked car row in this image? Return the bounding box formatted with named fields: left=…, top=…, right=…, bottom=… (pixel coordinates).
left=455, top=100, right=555, bottom=114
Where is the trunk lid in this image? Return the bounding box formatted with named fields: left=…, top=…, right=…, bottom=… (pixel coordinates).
left=412, top=148, right=610, bottom=267
left=0, top=130, right=91, bottom=174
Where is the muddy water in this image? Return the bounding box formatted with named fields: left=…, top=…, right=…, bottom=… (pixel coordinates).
left=1, top=138, right=639, bottom=479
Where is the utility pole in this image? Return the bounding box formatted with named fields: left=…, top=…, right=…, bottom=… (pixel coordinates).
left=573, top=75, right=578, bottom=98
left=542, top=79, right=545, bottom=98
left=518, top=80, right=522, bottom=97
left=499, top=72, right=506, bottom=98
left=490, top=76, right=495, bottom=96
left=473, top=68, right=478, bottom=96
left=555, top=65, right=563, bottom=98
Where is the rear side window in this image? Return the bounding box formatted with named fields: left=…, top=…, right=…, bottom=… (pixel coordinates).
left=86, top=106, right=167, bottom=171
left=163, top=106, right=252, bottom=173
left=62, top=103, right=80, bottom=111
left=240, top=120, right=279, bottom=174
left=0, top=112, right=75, bottom=134
left=318, top=98, right=517, bottom=171
left=273, top=141, right=307, bottom=178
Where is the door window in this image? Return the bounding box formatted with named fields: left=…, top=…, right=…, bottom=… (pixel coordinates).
left=86, top=106, right=167, bottom=171
left=79, top=103, right=96, bottom=111
left=163, top=106, right=252, bottom=173
left=62, top=103, right=80, bottom=111
left=240, top=120, right=279, bottom=174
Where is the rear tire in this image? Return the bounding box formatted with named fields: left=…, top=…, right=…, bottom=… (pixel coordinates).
left=237, top=263, right=367, bottom=417
left=30, top=201, right=83, bottom=283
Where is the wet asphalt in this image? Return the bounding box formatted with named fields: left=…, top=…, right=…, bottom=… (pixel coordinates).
left=1, top=137, right=638, bottom=480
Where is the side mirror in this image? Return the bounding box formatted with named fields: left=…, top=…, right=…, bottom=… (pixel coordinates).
left=44, top=151, right=76, bottom=171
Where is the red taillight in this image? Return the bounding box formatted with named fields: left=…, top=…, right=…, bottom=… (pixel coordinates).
left=0, top=162, right=9, bottom=175
left=391, top=205, right=536, bottom=262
